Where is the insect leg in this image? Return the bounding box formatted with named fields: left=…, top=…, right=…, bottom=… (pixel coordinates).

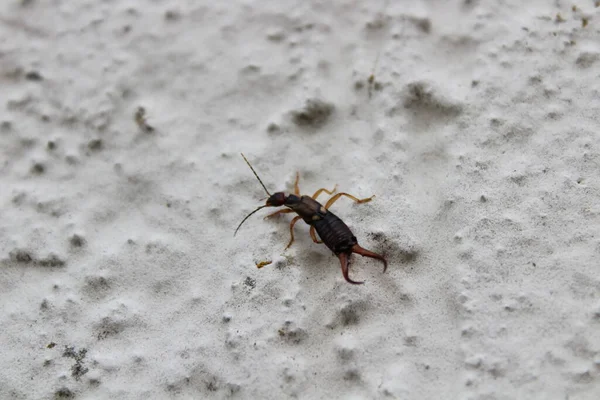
left=325, top=193, right=375, bottom=209
left=285, top=216, right=302, bottom=249
left=339, top=253, right=363, bottom=284
left=309, top=226, right=322, bottom=243
left=311, top=185, right=337, bottom=200
left=294, top=172, right=300, bottom=195
left=351, top=244, right=387, bottom=273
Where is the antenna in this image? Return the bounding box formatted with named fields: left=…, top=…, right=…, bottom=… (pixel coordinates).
left=241, top=153, right=271, bottom=196
left=234, top=153, right=273, bottom=236
left=234, top=205, right=269, bottom=236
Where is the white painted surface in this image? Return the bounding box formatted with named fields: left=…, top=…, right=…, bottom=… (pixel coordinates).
left=1, top=1, right=599, bottom=399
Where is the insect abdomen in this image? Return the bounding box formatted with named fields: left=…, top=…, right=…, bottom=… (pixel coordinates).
left=313, top=211, right=357, bottom=255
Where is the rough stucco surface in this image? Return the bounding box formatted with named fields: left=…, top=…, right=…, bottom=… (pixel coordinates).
left=1, top=1, right=599, bottom=399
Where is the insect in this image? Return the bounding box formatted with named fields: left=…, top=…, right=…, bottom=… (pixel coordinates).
left=234, top=153, right=387, bottom=284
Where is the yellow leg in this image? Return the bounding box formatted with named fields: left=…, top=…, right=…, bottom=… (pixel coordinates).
left=294, top=172, right=300, bottom=195
left=309, top=226, right=322, bottom=243
left=311, top=185, right=337, bottom=200
left=325, top=192, right=375, bottom=209
left=264, top=208, right=293, bottom=219
left=285, top=216, right=302, bottom=249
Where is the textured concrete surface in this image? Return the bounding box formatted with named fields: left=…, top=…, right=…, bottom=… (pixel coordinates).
left=1, top=1, right=599, bottom=399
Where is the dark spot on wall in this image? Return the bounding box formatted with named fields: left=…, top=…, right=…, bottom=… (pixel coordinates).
left=62, top=346, right=89, bottom=381
left=244, top=277, right=256, bottom=288
left=290, top=99, right=334, bottom=129
left=25, top=71, right=43, bottom=81
left=31, top=162, right=45, bottom=174
left=54, top=387, right=75, bottom=399
left=88, top=139, right=103, bottom=151
left=70, top=234, right=86, bottom=248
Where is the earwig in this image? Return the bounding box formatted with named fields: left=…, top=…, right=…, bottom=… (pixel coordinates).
left=235, top=153, right=387, bottom=284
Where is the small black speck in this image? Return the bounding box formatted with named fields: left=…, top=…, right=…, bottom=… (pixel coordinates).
left=25, top=71, right=43, bottom=81
left=206, top=381, right=218, bottom=392
left=32, top=163, right=45, bottom=174
left=343, top=369, right=360, bottom=381
left=290, top=99, right=334, bottom=128
left=164, top=10, right=180, bottom=21
left=14, top=250, right=33, bottom=263
left=54, top=387, right=74, bottom=399
left=490, top=118, right=501, bottom=127
left=70, top=234, right=86, bottom=248
left=267, top=122, right=280, bottom=134
left=88, top=139, right=103, bottom=150
left=244, top=276, right=256, bottom=289
left=38, top=254, right=65, bottom=267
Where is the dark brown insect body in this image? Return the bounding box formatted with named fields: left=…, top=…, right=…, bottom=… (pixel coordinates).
left=235, top=154, right=387, bottom=284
